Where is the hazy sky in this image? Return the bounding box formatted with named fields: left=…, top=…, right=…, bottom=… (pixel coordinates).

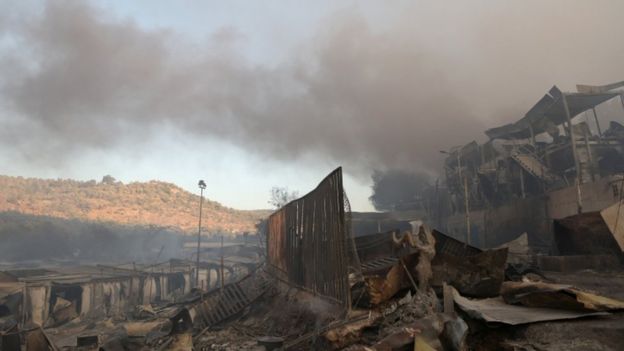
left=2, top=1, right=624, bottom=210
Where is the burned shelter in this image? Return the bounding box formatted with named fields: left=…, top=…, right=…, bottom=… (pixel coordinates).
left=432, top=81, right=624, bottom=254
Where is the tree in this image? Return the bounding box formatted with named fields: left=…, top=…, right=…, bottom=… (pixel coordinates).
left=101, top=175, right=117, bottom=185
left=369, top=170, right=431, bottom=211
left=268, top=187, right=299, bottom=209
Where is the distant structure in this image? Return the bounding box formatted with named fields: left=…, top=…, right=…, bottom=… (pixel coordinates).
left=430, top=81, right=624, bottom=251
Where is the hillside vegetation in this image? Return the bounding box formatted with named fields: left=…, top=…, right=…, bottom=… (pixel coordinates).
left=0, top=175, right=270, bottom=234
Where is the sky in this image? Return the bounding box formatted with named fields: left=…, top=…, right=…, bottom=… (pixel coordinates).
left=1, top=1, right=624, bottom=210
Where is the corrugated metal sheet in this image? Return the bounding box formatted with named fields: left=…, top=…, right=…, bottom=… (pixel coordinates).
left=486, top=85, right=618, bottom=140
left=193, top=269, right=270, bottom=329
left=266, top=167, right=351, bottom=307
left=432, top=229, right=481, bottom=257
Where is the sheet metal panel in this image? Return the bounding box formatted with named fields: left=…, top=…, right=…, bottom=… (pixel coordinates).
left=486, top=84, right=618, bottom=140
left=266, top=167, right=350, bottom=307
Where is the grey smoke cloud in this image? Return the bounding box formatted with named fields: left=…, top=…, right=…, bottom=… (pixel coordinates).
left=2, top=1, right=624, bottom=176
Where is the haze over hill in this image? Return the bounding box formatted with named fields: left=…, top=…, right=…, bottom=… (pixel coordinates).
left=0, top=175, right=269, bottom=234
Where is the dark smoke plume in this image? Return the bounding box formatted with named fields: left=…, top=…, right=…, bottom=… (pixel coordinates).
left=2, top=1, right=624, bottom=176
left=369, top=170, right=431, bottom=211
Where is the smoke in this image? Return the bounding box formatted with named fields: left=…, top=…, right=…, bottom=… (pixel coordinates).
left=2, top=1, right=624, bottom=177
left=0, top=211, right=184, bottom=263
left=369, top=169, right=431, bottom=211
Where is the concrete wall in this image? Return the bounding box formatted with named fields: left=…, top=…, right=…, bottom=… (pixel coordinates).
left=80, top=282, right=93, bottom=316
left=183, top=272, right=192, bottom=294
left=547, top=176, right=620, bottom=219
left=444, top=196, right=549, bottom=249
left=443, top=176, right=621, bottom=251
left=142, top=276, right=159, bottom=303
left=159, top=276, right=168, bottom=300
left=129, top=276, right=142, bottom=306
left=101, top=281, right=125, bottom=317
left=194, top=267, right=225, bottom=290
left=19, top=270, right=201, bottom=326
left=25, top=285, right=50, bottom=326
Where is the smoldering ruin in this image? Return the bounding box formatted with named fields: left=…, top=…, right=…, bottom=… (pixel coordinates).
left=3, top=1, right=624, bottom=350
left=5, top=129, right=624, bottom=349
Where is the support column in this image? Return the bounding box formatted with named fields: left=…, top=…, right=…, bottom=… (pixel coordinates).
left=519, top=168, right=526, bottom=198
left=562, top=93, right=583, bottom=213
left=457, top=152, right=471, bottom=245
left=592, top=108, right=602, bottom=139
left=583, top=128, right=595, bottom=181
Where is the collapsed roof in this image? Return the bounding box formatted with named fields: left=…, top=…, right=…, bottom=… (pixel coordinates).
left=486, top=84, right=622, bottom=140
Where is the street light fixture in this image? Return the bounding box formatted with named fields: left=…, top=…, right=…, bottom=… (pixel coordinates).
left=196, top=180, right=206, bottom=288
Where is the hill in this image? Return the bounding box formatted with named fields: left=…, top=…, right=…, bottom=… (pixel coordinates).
left=0, top=175, right=271, bottom=234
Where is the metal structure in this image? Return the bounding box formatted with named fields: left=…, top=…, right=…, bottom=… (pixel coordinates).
left=441, top=148, right=471, bottom=245
left=194, top=269, right=270, bottom=329
left=266, top=167, right=352, bottom=307
left=433, top=81, right=624, bottom=248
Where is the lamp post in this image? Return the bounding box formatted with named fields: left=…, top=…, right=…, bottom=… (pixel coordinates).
left=195, top=180, right=206, bottom=288
left=440, top=148, right=471, bottom=245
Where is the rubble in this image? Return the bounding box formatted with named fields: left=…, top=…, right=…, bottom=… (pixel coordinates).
left=361, top=253, right=420, bottom=305
left=24, top=328, right=57, bottom=351
left=430, top=230, right=508, bottom=298
left=5, top=165, right=624, bottom=350
left=496, top=233, right=532, bottom=265
left=553, top=212, right=623, bottom=259
left=452, top=286, right=609, bottom=325
left=431, top=248, right=508, bottom=298
left=323, top=312, right=382, bottom=349
left=370, top=326, right=426, bottom=350
left=48, top=296, right=78, bottom=327
left=501, top=281, right=624, bottom=312
left=0, top=227, right=619, bottom=351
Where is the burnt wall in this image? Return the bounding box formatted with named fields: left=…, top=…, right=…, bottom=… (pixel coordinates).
left=442, top=196, right=550, bottom=250
left=266, top=167, right=351, bottom=307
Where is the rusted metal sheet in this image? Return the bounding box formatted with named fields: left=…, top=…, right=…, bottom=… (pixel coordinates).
left=485, top=85, right=618, bottom=139
left=355, top=229, right=435, bottom=274
left=452, top=286, right=608, bottom=326
left=431, top=248, right=508, bottom=298
left=266, top=167, right=351, bottom=307
left=354, top=230, right=419, bottom=264
left=354, top=227, right=436, bottom=306
left=193, top=270, right=270, bottom=329
left=500, top=281, right=624, bottom=312
left=432, top=229, right=481, bottom=258
left=555, top=211, right=623, bottom=258
left=363, top=253, right=419, bottom=305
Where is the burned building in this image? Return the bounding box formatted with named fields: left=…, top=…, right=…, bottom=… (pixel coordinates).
left=433, top=81, right=624, bottom=252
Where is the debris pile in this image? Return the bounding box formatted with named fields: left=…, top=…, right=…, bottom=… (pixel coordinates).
left=2, top=228, right=623, bottom=350
left=3, top=167, right=624, bottom=350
